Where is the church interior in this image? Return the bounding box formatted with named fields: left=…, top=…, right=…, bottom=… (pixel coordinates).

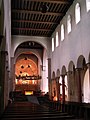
left=0, top=0, right=90, bottom=120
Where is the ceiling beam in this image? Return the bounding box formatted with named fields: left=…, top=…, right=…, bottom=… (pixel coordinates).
left=12, top=27, right=53, bottom=32
left=12, top=20, right=59, bottom=25
left=12, top=9, right=64, bottom=16
left=23, top=0, right=70, bottom=4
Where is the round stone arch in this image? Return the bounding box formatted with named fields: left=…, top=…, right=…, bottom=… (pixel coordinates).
left=68, top=61, right=75, bottom=72
left=14, top=49, right=42, bottom=65
left=56, top=69, right=60, bottom=78
left=61, top=65, right=67, bottom=76
left=13, top=41, right=45, bottom=65
left=77, top=55, right=86, bottom=69
left=11, top=36, right=48, bottom=57
left=77, top=55, right=88, bottom=102
left=52, top=71, right=56, bottom=80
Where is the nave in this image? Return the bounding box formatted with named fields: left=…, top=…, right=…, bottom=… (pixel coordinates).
left=0, top=96, right=83, bottom=120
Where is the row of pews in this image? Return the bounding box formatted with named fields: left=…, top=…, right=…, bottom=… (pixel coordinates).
left=0, top=100, right=83, bottom=120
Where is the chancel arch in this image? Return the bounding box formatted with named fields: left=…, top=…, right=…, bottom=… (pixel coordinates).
left=12, top=41, right=49, bottom=95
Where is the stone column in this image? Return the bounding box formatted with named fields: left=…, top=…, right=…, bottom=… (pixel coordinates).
left=47, top=58, right=51, bottom=99
left=11, top=57, right=15, bottom=91
left=56, top=77, right=60, bottom=101
left=87, top=63, right=90, bottom=102
left=67, top=71, right=71, bottom=101
left=0, top=50, right=8, bottom=115
left=76, top=68, right=82, bottom=102
left=62, top=75, right=65, bottom=103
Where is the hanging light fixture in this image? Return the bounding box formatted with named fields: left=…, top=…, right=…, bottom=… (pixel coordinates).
left=40, top=3, right=49, bottom=13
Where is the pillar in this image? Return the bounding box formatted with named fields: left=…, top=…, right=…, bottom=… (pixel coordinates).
left=62, top=75, right=65, bottom=103
left=76, top=68, right=82, bottom=103
left=47, top=58, right=51, bottom=99
left=0, top=50, right=8, bottom=115
left=11, top=57, right=15, bottom=91
left=56, top=77, right=60, bottom=101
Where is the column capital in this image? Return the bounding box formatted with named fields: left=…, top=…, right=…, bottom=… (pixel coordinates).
left=75, top=68, right=82, bottom=71
left=86, top=62, right=90, bottom=67
left=67, top=71, right=73, bottom=74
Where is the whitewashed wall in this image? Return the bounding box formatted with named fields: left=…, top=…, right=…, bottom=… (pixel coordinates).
left=50, top=0, right=90, bottom=75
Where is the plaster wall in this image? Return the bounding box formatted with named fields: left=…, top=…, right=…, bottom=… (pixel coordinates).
left=4, top=0, right=11, bottom=71
left=11, top=35, right=51, bottom=57
left=50, top=0, right=90, bottom=75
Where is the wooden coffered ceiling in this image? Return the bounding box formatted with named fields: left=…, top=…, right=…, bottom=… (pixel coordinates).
left=11, top=0, right=74, bottom=37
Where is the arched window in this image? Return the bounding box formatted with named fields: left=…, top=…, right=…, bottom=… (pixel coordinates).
left=75, top=3, right=81, bottom=24
left=52, top=37, right=54, bottom=52
left=61, top=24, right=64, bottom=41
left=86, top=0, right=90, bottom=12
left=67, top=15, right=72, bottom=34
left=56, top=32, right=59, bottom=47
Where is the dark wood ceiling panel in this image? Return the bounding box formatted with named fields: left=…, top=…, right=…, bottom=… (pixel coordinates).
left=11, top=0, right=74, bottom=37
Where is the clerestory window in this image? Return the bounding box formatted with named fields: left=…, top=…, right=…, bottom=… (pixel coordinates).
left=86, top=0, right=90, bottom=12
left=67, top=15, right=72, bottom=34
left=52, top=37, right=54, bottom=52
left=75, top=3, right=81, bottom=24
left=61, top=24, right=65, bottom=41
left=56, top=32, right=59, bottom=47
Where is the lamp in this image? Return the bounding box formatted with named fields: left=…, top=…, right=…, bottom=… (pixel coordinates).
left=40, top=4, right=49, bottom=13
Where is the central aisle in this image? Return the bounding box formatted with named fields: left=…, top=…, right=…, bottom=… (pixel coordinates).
left=26, top=95, right=39, bottom=104
left=0, top=99, right=83, bottom=120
